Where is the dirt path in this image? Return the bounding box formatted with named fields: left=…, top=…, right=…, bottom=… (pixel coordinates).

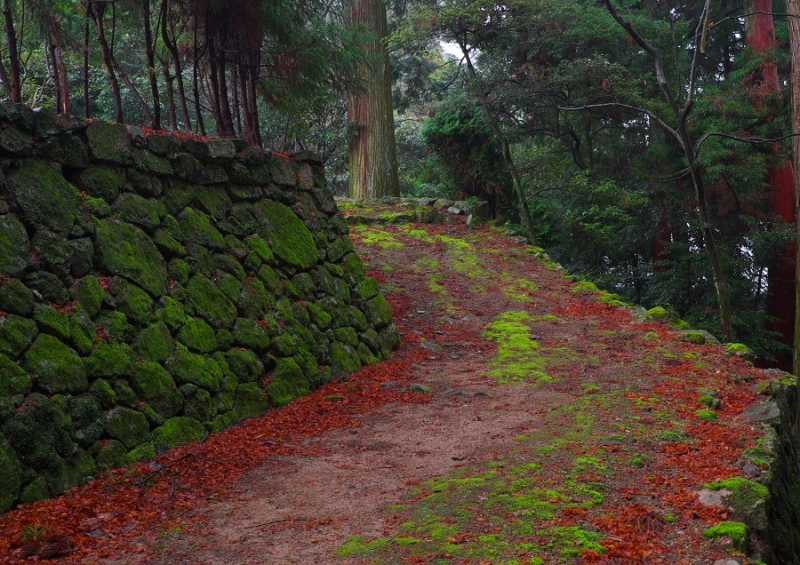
left=0, top=204, right=770, bottom=564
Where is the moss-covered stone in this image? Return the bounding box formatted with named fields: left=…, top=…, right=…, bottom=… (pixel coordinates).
left=254, top=200, right=319, bottom=269
left=132, top=322, right=173, bottom=362
left=364, top=295, right=392, bottom=328
left=8, top=160, right=81, bottom=233
left=168, top=258, right=190, bottom=286
left=23, top=334, right=86, bottom=394
left=270, top=333, right=298, bottom=357
left=30, top=230, right=70, bottom=277
left=24, top=270, right=69, bottom=305
left=181, top=386, right=217, bottom=423
left=0, top=434, right=21, bottom=512
left=165, top=350, right=222, bottom=392
left=1, top=393, right=73, bottom=481
left=95, top=310, right=133, bottom=342
left=177, top=317, right=217, bottom=353
left=195, top=186, right=232, bottom=219
left=104, top=407, right=149, bottom=449
left=215, top=374, right=238, bottom=413
left=703, top=521, right=750, bottom=552
left=293, top=350, right=321, bottom=387
left=127, top=443, right=157, bottom=464
left=65, top=395, right=104, bottom=448
left=359, top=328, right=380, bottom=354
left=307, top=302, right=332, bottom=329
left=95, top=439, right=128, bottom=469
left=245, top=234, right=274, bottom=264
left=232, top=318, right=271, bottom=351
left=85, top=341, right=133, bottom=379
left=151, top=416, right=205, bottom=453
left=75, top=165, right=125, bottom=203
left=33, top=304, right=70, bottom=340
left=75, top=275, right=105, bottom=318
left=330, top=342, right=361, bottom=375
left=225, top=348, right=264, bottom=383
left=354, top=277, right=380, bottom=301
left=152, top=228, right=186, bottom=258
left=113, top=378, right=139, bottom=408
left=69, top=237, right=95, bottom=277
left=264, top=358, right=308, bottom=406
left=85, top=196, right=112, bottom=217
left=177, top=208, right=226, bottom=249
left=89, top=379, right=116, bottom=409
left=129, top=362, right=183, bottom=419
left=214, top=271, right=242, bottom=303
left=132, top=148, right=172, bottom=175
left=357, top=342, right=379, bottom=366
left=705, top=476, right=770, bottom=530
left=377, top=324, right=400, bottom=357
left=0, top=278, right=33, bottom=316
left=235, top=382, right=270, bottom=418
left=340, top=252, right=366, bottom=285
left=95, top=219, right=169, bottom=296
left=256, top=264, right=282, bottom=294
left=113, top=193, right=161, bottom=229
left=187, top=274, right=237, bottom=329
left=86, top=120, right=131, bottom=163
left=334, top=327, right=360, bottom=347
left=0, top=313, right=38, bottom=358
left=0, top=214, right=30, bottom=277
left=158, top=296, right=186, bottom=331
left=0, top=354, right=31, bottom=397
left=237, top=278, right=274, bottom=319
left=327, top=237, right=354, bottom=263
left=19, top=477, right=48, bottom=504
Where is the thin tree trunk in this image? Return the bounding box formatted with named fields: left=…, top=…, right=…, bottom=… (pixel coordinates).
left=45, top=34, right=59, bottom=113
left=460, top=45, right=537, bottom=246
left=786, top=0, right=800, bottom=381
left=192, top=13, right=206, bottom=136
left=2, top=0, right=22, bottom=103
left=91, top=2, right=123, bottom=122
left=216, top=41, right=234, bottom=136
left=84, top=8, right=90, bottom=118
left=48, top=23, right=69, bottom=115
left=160, top=56, right=177, bottom=129
left=161, top=0, right=191, bottom=131
left=143, top=0, right=160, bottom=129
left=345, top=0, right=400, bottom=198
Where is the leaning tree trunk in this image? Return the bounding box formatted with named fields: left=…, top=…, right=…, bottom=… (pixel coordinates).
left=91, top=3, right=124, bottom=122
left=346, top=0, right=400, bottom=199
left=746, top=0, right=796, bottom=369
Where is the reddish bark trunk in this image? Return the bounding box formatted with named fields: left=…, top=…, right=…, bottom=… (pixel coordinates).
left=745, top=1, right=796, bottom=366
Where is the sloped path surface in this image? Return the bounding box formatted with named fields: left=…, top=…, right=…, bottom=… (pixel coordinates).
left=0, top=205, right=769, bottom=564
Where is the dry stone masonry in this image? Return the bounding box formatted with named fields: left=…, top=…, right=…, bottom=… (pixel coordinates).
left=0, top=103, right=399, bottom=512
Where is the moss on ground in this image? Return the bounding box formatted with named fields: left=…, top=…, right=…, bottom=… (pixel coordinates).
left=484, top=311, right=550, bottom=384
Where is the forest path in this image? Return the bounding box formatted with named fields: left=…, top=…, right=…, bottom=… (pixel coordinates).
left=138, top=205, right=764, bottom=565
left=0, top=204, right=766, bottom=564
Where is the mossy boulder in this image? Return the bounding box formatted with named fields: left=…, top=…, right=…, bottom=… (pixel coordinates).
left=225, top=348, right=264, bottom=383
left=177, top=317, right=217, bottom=353
left=95, top=219, right=169, bottom=296
left=333, top=327, right=359, bottom=348
left=24, top=271, right=69, bottom=305
left=256, top=264, right=282, bottom=293
left=265, top=357, right=309, bottom=406
left=377, top=324, right=400, bottom=356
left=165, top=350, right=223, bottom=392
left=354, top=277, right=380, bottom=301
left=214, top=270, right=242, bottom=302
left=24, top=334, right=87, bottom=394
left=0, top=214, right=30, bottom=276
left=7, top=160, right=81, bottom=233
left=104, top=407, right=149, bottom=449
left=31, top=229, right=72, bottom=277
left=238, top=278, right=275, bottom=319
left=181, top=386, right=217, bottom=423
left=151, top=416, right=205, bottom=453
left=85, top=341, right=133, bottom=378
left=232, top=318, right=271, bottom=351
left=86, top=121, right=131, bottom=163
left=704, top=477, right=770, bottom=530
left=74, top=165, right=125, bottom=203
left=158, top=296, right=186, bottom=331
left=0, top=278, right=33, bottom=316
left=340, top=252, right=366, bottom=285
left=307, top=302, right=332, bottom=329
left=64, top=395, right=104, bottom=448
left=331, top=342, right=362, bottom=375
left=129, top=362, right=183, bottom=419
left=245, top=234, right=274, bottom=264
left=326, top=235, right=353, bottom=263
left=95, top=439, right=128, bottom=469
left=0, top=354, right=31, bottom=396
left=75, top=275, right=106, bottom=318
left=33, top=304, right=71, bottom=340
left=133, top=322, right=174, bottom=362
left=0, top=434, right=21, bottom=513
left=254, top=200, right=319, bottom=269
left=703, top=521, right=750, bottom=553
left=270, top=333, right=298, bottom=357
left=177, top=208, right=226, bottom=249
left=357, top=342, right=379, bottom=365
left=95, top=310, right=133, bottom=342
left=0, top=313, right=38, bottom=357
left=187, top=274, right=237, bottom=329
left=89, top=379, right=116, bottom=409
left=113, top=193, right=161, bottom=230
left=235, top=382, right=270, bottom=418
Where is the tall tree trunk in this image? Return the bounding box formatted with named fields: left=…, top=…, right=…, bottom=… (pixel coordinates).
left=786, top=0, right=800, bottom=382
left=2, top=0, right=22, bottom=103
left=48, top=22, right=69, bottom=115
left=346, top=0, right=399, bottom=198
left=91, top=3, right=124, bottom=122
left=160, top=56, right=177, bottom=130
left=192, top=14, right=206, bottom=136
left=745, top=0, right=796, bottom=368
left=84, top=8, right=90, bottom=118
left=161, top=0, right=191, bottom=131
left=142, top=0, right=161, bottom=129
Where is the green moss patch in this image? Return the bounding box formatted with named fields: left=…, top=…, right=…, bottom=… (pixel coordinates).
left=95, top=219, right=169, bottom=296
left=255, top=200, right=319, bottom=269
left=7, top=160, right=81, bottom=233
left=24, top=334, right=87, bottom=394
left=265, top=358, right=309, bottom=406
left=151, top=417, right=206, bottom=453
left=484, top=311, right=550, bottom=384
left=187, top=275, right=237, bottom=329
left=703, top=521, right=749, bottom=552
left=0, top=214, right=30, bottom=277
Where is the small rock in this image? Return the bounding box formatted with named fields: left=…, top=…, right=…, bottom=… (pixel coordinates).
left=447, top=206, right=464, bottom=215
left=713, top=560, right=741, bottom=565
left=409, top=383, right=433, bottom=393
left=697, top=488, right=731, bottom=507
left=743, top=401, right=780, bottom=424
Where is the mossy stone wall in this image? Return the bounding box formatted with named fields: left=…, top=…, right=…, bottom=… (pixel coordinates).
left=0, top=103, right=399, bottom=512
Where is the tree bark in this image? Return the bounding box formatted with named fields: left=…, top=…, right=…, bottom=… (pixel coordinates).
left=346, top=0, right=400, bottom=199
left=84, top=8, right=90, bottom=118
left=142, top=0, right=161, bottom=129
left=786, top=0, right=800, bottom=381
left=91, top=2, right=124, bottom=123
left=161, top=0, right=191, bottom=131
left=2, top=0, right=22, bottom=103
